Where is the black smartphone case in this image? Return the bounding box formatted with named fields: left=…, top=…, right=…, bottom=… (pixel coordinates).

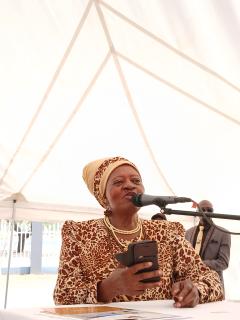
left=115, top=240, right=160, bottom=283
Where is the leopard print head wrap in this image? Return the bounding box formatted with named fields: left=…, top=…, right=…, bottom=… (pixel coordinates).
left=82, top=156, right=140, bottom=208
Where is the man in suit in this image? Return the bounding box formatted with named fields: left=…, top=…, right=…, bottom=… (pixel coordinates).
left=185, top=200, right=231, bottom=296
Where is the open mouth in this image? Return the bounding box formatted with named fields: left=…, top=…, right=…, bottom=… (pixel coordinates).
left=124, top=192, right=136, bottom=200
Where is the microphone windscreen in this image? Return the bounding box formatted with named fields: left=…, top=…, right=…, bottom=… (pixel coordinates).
left=131, top=194, right=142, bottom=207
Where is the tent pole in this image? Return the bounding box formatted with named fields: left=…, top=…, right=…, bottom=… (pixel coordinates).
left=4, top=199, right=16, bottom=309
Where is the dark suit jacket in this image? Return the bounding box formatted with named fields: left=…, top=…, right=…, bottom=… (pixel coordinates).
left=185, top=225, right=231, bottom=288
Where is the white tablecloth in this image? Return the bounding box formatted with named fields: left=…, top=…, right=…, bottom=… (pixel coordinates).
left=0, top=300, right=239, bottom=320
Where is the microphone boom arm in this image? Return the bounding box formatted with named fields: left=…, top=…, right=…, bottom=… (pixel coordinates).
left=163, top=208, right=240, bottom=221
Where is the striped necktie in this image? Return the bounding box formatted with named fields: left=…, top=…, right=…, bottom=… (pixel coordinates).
left=195, top=225, right=204, bottom=254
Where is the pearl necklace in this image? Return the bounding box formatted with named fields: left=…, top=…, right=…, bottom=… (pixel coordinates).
left=104, top=216, right=141, bottom=234
left=103, top=216, right=143, bottom=250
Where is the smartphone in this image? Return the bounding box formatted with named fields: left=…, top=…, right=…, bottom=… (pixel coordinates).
left=115, top=240, right=160, bottom=283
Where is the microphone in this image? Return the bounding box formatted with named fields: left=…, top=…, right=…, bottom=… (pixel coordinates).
left=132, top=193, right=192, bottom=207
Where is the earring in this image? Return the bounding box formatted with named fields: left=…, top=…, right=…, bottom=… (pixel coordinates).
left=104, top=206, right=112, bottom=216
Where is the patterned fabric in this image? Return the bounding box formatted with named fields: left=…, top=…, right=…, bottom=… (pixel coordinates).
left=82, top=156, right=140, bottom=208
left=53, top=219, right=223, bottom=305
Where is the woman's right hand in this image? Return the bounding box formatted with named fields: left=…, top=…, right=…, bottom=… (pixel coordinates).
left=97, top=262, right=162, bottom=302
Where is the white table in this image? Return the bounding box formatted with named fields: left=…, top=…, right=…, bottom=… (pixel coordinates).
left=0, top=300, right=239, bottom=320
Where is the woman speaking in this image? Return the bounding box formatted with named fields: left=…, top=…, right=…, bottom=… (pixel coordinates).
left=53, top=156, right=223, bottom=307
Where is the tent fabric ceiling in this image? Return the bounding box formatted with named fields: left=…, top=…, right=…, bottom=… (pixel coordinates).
left=0, top=0, right=240, bottom=221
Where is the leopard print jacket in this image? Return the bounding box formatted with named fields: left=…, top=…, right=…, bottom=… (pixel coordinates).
left=53, top=219, right=223, bottom=304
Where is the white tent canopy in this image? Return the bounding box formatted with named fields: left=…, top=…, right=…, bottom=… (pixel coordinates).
left=0, top=0, right=240, bottom=221
left=0, top=0, right=240, bottom=300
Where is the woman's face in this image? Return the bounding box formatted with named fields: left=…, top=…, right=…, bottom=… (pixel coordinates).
left=105, top=164, right=144, bottom=212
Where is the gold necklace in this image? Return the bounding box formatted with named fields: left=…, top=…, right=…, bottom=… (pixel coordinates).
left=103, top=217, right=143, bottom=250
left=104, top=216, right=141, bottom=235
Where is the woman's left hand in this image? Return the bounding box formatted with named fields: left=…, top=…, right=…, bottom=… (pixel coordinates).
left=171, top=279, right=199, bottom=308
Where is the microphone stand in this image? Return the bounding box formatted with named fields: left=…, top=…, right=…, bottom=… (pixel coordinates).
left=161, top=208, right=240, bottom=221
